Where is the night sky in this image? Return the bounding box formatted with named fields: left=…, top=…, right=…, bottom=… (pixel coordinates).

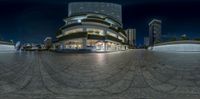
left=1, top=0, right=200, bottom=45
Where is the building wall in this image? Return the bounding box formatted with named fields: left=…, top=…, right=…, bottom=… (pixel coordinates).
left=125, top=29, right=136, bottom=47
left=149, top=19, right=162, bottom=46
left=57, top=24, right=127, bottom=51
left=68, top=2, right=122, bottom=24
left=59, top=25, right=126, bottom=43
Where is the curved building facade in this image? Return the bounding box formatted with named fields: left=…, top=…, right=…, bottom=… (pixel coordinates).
left=55, top=2, right=128, bottom=51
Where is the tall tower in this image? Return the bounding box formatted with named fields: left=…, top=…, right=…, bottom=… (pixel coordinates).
left=149, top=19, right=162, bottom=46
left=125, top=29, right=136, bottom=47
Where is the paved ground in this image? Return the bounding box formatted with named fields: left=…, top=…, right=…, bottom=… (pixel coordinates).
left=0, top=49, right=200, bottom=99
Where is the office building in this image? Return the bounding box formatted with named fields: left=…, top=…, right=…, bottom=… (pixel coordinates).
left=125, top=29, right=136, bottom=47
left=149, top=19, right=162, bottom=46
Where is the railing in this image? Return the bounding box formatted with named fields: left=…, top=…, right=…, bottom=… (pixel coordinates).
left=82, top=19, right=111, bottom=26
left=106, top=35, right=122, bottom=43
left=87, top=35, right=105, bottom=40
left=60, top=23, right=82, bottom=30
left=58, top=32, right=87, bottom=41
left=108, top=27, right=127, bottom=39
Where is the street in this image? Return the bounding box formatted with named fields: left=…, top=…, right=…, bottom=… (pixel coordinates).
left=0, top=49, right=200, bottom=99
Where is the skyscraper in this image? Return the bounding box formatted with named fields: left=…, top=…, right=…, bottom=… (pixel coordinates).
left=125, top=29, right=136, bottom=48
left=149, top=19, right=162, bottom=46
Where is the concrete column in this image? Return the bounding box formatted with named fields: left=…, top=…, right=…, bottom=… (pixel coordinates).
left=82, top=38, right=87, bottom=49
left=104, top=42, right=107, bottom=51
left=60, top=41, right=65, bottom=49
left=83, top=27, right=87, bottom=32
left=82, top=27, right=87, bottom=49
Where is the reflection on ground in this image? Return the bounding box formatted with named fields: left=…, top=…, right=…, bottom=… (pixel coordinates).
left=0, top=50, right=200, bottom=99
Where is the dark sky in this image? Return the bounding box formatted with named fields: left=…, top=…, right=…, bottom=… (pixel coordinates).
left=1, top=0, right=200, bottom=44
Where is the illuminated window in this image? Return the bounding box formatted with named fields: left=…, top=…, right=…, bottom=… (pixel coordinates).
left=77, top=20, right=81, bottom=23
left=86, top=28, right=105, bottom=36
left=87, top=40, right=97, bottom=46
left=64, top=39, right=83, bottom=49
left=64, top=28, right=83, bottom=35
left=107, top=31, right=117, bottom=38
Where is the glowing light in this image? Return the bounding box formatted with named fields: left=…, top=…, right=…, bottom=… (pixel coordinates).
left=78, top=19, right=81, bottom=23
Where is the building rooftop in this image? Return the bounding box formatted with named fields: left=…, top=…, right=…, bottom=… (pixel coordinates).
left=148, top=19, right=162, bottom=26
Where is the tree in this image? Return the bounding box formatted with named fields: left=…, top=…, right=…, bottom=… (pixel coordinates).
left=180, top=34, right=189, bottom=40
left=194, top=38, right=200, bottom=41
left=168, top=37, right=177, bottom=41
left=154, top=40, right=161, bottom=44
left=180, top=37, right=189, bottom=40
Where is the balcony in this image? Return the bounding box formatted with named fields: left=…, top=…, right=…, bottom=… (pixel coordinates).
left=58, top=32, right=87, bottom=41
left=87, top=35, right=105, bottom=40
left=106, top=35, right=122, bottom=43
left=108, top=27, right=127, bottom=39
left=60, top=23, right=82, bottom=30
left=118, top=27, right=127, bottom=36
left=87, top=16, right=105, bottom=20
left=82, top=19, right=111, bottom=26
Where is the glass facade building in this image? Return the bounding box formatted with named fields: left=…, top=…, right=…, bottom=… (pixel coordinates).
left=68, top=2, right=122, bottom=24
left=149, top=19, right=162, bottom=46
left=54, top=2, right=128, bottom=51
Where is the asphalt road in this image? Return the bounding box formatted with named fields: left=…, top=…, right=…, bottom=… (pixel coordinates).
left=0, top=49, right=200, bottom=99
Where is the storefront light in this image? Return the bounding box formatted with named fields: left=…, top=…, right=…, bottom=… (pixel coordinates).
left=98, top=42, right=103, bottom=45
